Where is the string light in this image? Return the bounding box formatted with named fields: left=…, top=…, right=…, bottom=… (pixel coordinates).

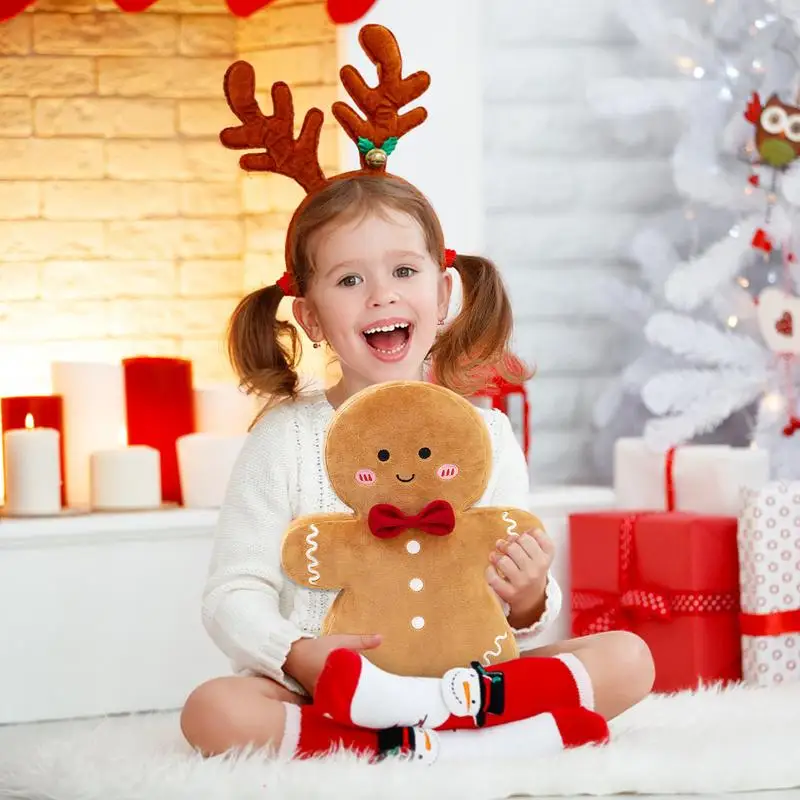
left=738, top=277, right=750, bottom=288
left=727, top=315, right=739, bottom=328
left=693, top=66, right=705, bottom=79
left=763, top=392, right=786, bottom=413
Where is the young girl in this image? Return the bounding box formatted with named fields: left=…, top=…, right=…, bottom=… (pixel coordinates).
left=179, top=174, right=655, bottom=764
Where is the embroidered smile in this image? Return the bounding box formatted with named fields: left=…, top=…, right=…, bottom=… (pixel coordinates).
left=396, top=473, right=415, bottom=482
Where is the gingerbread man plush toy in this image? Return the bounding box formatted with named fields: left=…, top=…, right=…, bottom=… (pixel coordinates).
left=281, top=381, right=544, bottom=678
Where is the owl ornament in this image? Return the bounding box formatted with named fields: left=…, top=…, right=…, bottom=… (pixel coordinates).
left=745, top=93, right=800, bottom=168
left=280, top=381, right=545, bottom=678
left=743, top=93, right=800, bottom=255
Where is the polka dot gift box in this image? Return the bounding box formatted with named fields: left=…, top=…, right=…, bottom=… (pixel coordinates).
left=738, top=481, right=800, bottom=687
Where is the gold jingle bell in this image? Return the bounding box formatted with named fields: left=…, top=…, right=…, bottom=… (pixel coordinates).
left=364, top=147, right=387, bottom=169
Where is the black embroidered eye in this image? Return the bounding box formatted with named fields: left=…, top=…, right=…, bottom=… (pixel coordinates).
left=378, top=449, right=390, bottom=462
left=418, top=447, right=431, bottom=459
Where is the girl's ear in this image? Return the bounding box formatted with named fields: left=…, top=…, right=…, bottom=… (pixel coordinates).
left=437, top=270, right=453, bottom=322
left=292, top=296, right=324, bottom=344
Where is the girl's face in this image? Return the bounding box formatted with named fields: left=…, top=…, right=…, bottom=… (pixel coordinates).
left=293, top=208, right=452, bottom=395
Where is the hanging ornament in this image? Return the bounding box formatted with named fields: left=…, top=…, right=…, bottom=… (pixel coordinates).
left=752, top=227, right=774, bottom=252
left=744, top=92, right=800, bottom=169
left=757, top=288, right=800, bottom=352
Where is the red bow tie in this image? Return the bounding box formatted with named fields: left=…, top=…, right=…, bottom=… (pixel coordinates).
left=367, top=499, right=456, bottom=539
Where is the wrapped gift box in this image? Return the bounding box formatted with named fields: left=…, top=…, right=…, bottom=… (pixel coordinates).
left=569, top=511, right=742, bottom=693
left=738, top=481, right=800, bottom=687
left=614, top=438, right=769, bottom=516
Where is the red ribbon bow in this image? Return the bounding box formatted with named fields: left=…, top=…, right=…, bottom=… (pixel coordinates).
left=368, top=499, right=455, bottom=539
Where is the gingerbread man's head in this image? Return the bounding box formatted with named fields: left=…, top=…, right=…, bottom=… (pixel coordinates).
left=325, top=381, right=492, bottom=515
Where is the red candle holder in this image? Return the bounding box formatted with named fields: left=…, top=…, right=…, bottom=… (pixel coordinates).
left=1, top=395, right=67, bottom=506
left=122, top=357, right=195, bottom=504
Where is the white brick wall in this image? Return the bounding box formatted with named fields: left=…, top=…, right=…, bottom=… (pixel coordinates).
left=482, top=0, right=677, bottom=484
left=0, top=0, right=338, bottom=400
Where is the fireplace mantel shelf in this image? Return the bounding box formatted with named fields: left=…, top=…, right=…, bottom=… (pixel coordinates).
left=0, top=506, right=219, bottom=548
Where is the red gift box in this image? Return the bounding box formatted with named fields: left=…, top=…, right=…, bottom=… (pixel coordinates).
left=569, top=511, right=742, bottom=693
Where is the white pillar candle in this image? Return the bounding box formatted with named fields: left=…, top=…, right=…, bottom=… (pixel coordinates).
left=177, top=433, right=247, bottom=509
left=193, top=385, right=258, bottom=435
left=90, top=445, right=161, bottom=511
left=52, top=362, right=126, bottom=508
left=3, top=422, right=61, bottom=516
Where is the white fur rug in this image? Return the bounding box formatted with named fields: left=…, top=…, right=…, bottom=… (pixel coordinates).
left=1, top=682, right=799, bottom=800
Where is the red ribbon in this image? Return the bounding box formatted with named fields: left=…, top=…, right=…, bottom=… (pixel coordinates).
left=368, top=499, right=455, bottom=539
left=571, top=515, right=739, bottom=636
left=664, top=447, right=677, bottom=511
left=740, top=608, right=800, bottom=637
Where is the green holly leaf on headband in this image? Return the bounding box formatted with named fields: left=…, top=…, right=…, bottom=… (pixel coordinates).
left=357, top=137, right=376, bottom=154
left=381, top=136, right=399, bottom=155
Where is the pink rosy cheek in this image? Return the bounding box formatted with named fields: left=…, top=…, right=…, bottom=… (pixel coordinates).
left=437, top=464, right=459, bottom=480
left=356, top=469, right=377, bottom=485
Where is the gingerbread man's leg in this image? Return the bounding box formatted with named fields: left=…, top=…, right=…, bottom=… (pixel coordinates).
left=313, top=647, right=595, bottom=731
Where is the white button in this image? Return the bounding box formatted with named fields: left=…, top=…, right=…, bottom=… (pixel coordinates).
left=406, top=540, right=421, bottom=554
left=411, top=616, right=425, bottom=629
left=409, top=578, right=424, bottom=592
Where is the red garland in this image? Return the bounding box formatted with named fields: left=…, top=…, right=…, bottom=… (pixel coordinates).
left=2, top=0, right=378, bottom=21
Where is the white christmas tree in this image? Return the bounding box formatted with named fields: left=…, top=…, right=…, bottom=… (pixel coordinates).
left=589, top=0, right=800, bottom=480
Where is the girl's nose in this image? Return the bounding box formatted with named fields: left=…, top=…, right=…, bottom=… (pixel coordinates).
left=367, top=281, right=399, bottom=306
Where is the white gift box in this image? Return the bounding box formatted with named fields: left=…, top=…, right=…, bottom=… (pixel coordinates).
left=738, top=481, right=800, bottom=687
left=614, top=438, right=770, bottom=517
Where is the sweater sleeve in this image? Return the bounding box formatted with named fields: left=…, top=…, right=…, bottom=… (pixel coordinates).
left=201, top=405, right=310, bottom=686
left=486, top=409, right=563, bottom=652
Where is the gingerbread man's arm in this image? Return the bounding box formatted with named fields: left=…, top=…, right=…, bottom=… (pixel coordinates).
left=280, top=514, right=363, bottom=590
left=464, top=506, right=545, bottom=552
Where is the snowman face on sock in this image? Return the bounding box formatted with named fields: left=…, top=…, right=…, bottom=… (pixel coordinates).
left=441, top=666, right=482, bottom=718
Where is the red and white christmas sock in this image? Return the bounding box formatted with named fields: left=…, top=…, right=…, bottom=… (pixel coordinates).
left=278, top=703, right=609, bottom=764
left=313, top=648, right=594, bottom=731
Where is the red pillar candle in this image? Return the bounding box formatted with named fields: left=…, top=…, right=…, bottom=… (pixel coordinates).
left=1, top=396, right=66, bottom=506
left=122, top=357, right=195, bottom=504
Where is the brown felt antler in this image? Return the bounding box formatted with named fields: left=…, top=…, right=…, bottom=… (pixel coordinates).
left=220, top=61, right=327, bottom=194
left=333, top=24, right=431, bottom=171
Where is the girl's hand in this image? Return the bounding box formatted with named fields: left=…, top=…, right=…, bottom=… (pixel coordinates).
left=486, top=529, right=555, bottom=625
left=284, top=633, right=382, bottom=695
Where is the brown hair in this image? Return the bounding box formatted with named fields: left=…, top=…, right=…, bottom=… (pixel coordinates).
left=227, top=173, right=531, bottom=412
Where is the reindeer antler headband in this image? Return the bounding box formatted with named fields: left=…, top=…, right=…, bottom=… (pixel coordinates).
left=219, top=24, right=451, bottom=296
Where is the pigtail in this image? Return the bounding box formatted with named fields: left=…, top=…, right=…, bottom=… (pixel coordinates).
left=430, top=254, right=533, bottom=395
left=226, top=284, right=302, bottom=424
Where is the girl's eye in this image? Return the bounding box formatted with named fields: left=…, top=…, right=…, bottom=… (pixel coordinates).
left=339, top=274, right=363, bottom=287
left=394, top=265, right=417, bottom=278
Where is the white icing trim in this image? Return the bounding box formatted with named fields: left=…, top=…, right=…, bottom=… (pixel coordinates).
left=278, top=702, right=302, bottom=760
left=555, top=653, right=595, bottom=711
left=305, top=524, right=320, bottom=585
left=481, top=632, right=510, bottom=665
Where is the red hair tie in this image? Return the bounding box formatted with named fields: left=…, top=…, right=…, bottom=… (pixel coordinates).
left=275, top=270, right=298, bottom=297
left=443, top=248, right=457, bottom=268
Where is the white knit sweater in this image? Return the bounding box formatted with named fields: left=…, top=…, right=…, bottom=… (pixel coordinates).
left=202, top=390, right=562, bottom=694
